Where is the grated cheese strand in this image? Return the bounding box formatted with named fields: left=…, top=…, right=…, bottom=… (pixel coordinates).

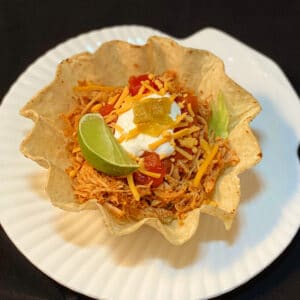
left=173, top=113, right=187, bottom=127
left=114, top=86, right=129, bottom=109
left=163, top=81, right=169, bottom=91
left=158, top=88, right=166, bottom=96
left=142, top=81, right=158, bottom=94
left=81, top=98, right=98, bottom=115
left=117, top=128, right=139, bottom=143
left=193, top=144, right=219, bottom=187
left=139, top=169, right=161, bottom=179
left=114, top=124, right=124, bottom=133
left=200, top=138, right=210, bottom=155
left=108, top=94, right=119, bottom=105
left=116, top=101, right=133, bottom=115
left=104, top=113, right=117, bottom=124
left=137, top=85, right=145, bottom=95
left=127, top=173, right=140, bottom=201
left=174, top=146, right=193, bottom=160
left=154, top=79, right=163, bottom=89
left=90, top=103, right=102, bottom=112
left=130, top=93, right=148, bottom=101
left=173, top=126, right=200, bottom=139
left=187, top=103, right=195, bottom=117
left=149, top=136, right=170, bottom=151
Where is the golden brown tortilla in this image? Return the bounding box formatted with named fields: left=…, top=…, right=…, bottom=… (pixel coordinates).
left=20, top=36, right=261, bottom=245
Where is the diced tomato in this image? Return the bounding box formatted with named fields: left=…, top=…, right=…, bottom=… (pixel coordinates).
left=143, top=151, right=161, bottom=170
left=129, top=75, right=148, bottom=96
left=99, top=104, right=114, bottom=116
left=150, top=170, right=165, bottom=187
left=134, top=151, right=166, bottom=188
left=128, top=74, right=158, bottom=96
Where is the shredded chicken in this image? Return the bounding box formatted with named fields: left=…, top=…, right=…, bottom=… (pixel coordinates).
left=62, top=72, right=239, bottom=223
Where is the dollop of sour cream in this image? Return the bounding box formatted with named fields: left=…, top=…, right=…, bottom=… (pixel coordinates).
left=114, top=94, right=181, bottom=157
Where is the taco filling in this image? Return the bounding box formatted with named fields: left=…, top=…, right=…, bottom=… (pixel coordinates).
left=62, top=71, right=239, bottom=224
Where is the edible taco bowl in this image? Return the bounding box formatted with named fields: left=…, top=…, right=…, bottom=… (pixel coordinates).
left=20, top=36, right=261, bottom=245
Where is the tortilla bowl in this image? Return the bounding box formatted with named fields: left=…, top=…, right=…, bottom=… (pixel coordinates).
left=20, top=36, right=261, bottom=245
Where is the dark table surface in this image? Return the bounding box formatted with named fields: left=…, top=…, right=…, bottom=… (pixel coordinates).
left=0, top=1, right=299, bottom=299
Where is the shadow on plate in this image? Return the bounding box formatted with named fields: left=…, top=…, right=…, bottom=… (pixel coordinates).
left=54, top=207, right=242, bottom=269
left=28, top=171, right=49, bottom=201
left=239, top=169, right=263, bottom=203
left=51, top=96, right=299, bottom=271
left=53, top=165, right=264, bottom=269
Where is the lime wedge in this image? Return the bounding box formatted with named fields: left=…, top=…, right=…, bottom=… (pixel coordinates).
left=78, top=113, right=139, bottom=176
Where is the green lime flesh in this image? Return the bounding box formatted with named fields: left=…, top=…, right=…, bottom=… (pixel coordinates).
left=78, top=113, right=139, bottom=176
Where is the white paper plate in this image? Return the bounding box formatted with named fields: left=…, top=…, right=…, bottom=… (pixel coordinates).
left=0, top=25, right=299, bottom=300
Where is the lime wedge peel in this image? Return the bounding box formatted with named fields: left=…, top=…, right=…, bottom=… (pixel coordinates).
left=78, top=113, right=139, bottom=176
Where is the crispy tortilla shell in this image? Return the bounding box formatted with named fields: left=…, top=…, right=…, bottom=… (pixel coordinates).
left=20, top=36, right=261, bottom=245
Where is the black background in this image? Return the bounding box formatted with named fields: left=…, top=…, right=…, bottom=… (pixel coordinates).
left=0, top=1, right=299, bottom=299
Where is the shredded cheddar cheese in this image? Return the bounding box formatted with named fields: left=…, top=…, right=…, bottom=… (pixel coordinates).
left=174, top=146, right=193, bottom=160
left=90, top=103, right=102, bottom=112
left=173, top=126, right=200, bottom=139
left=154, top=79, right=163, bottom=89
left=81, top=98, right=98, bottom=115
left=127, top=173, right=140, bottom=201
left=114, top=124, right=124, bottom=133
left=178, top=137, right=198, bottom=149
left=163, top=80, right=169, bottom=91
left=131, top=93, right=149, bottom=101
left=114, top=86, right=129, bottom=109
left=193, top=144, right=219, bottom=187
left=104, top=113, right=117, bottom=124
left=137, top=85, right=146, bottom=95
left=139, top=169, right=161, bottom=179
left=158, top=88, right=166, bottom=96
left=187, top=103, right=195, bottom=117
left=117, top=128, right=139, bottom=143
left=148, top=136, right=171, bottom=151
left=173, top=113, right=187, bottom=127
left=142, top=81, right=158, bottom=94
left=116, top=101, right=133, bottom=115
left=108, top=94, right=119, bottom=105
left=200, top=138, right=210, bottom=155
